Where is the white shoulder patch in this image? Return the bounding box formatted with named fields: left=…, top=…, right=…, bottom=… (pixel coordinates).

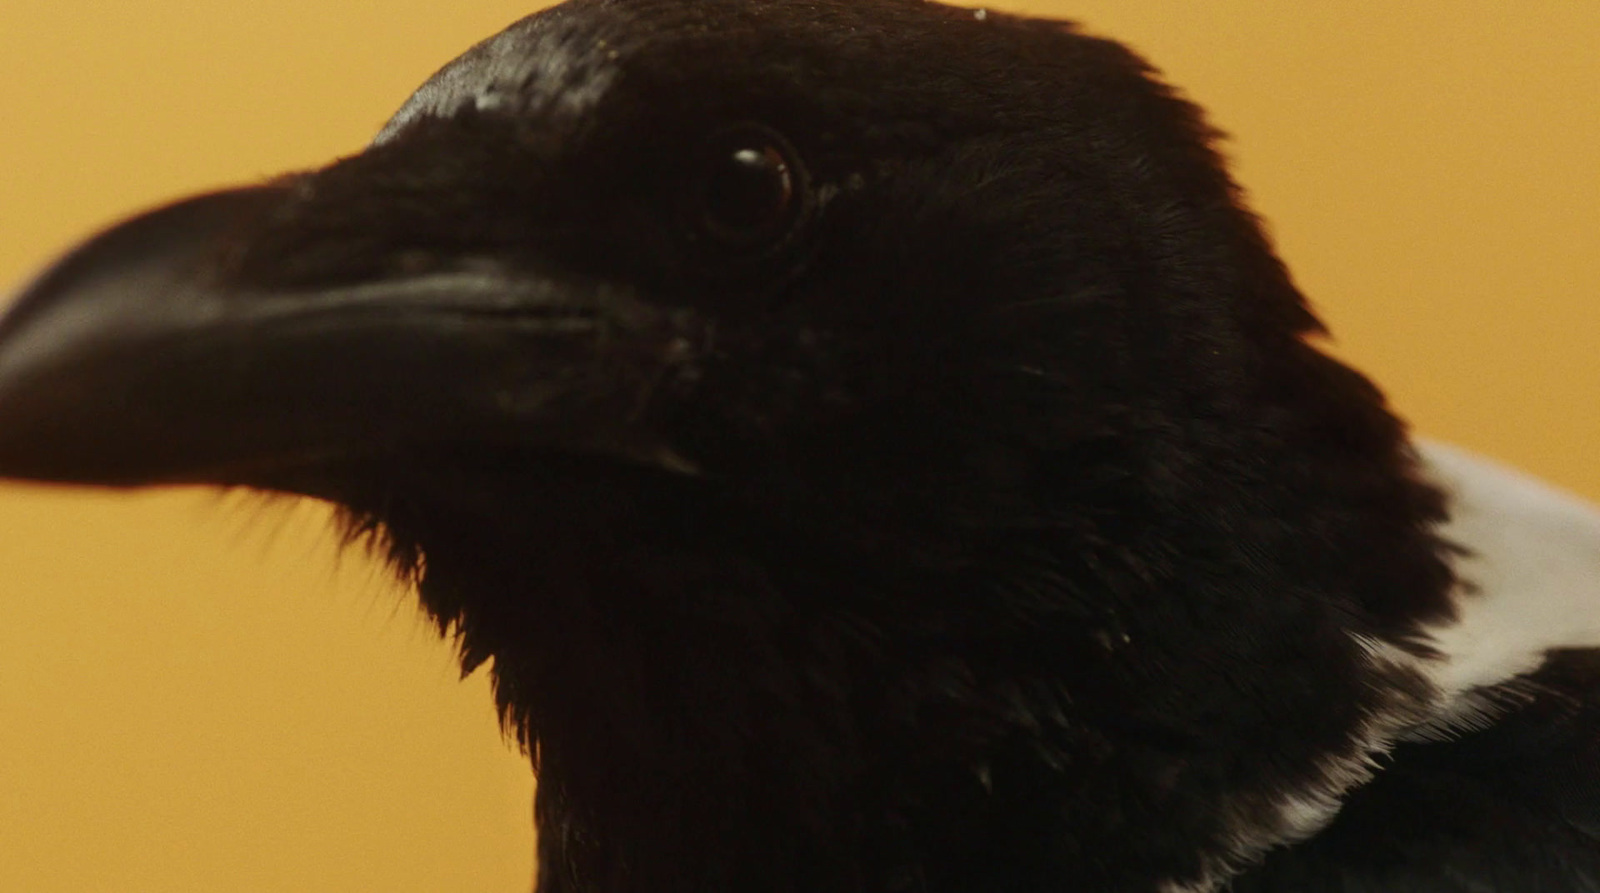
left=1414, top=439, right=1600, bottom=706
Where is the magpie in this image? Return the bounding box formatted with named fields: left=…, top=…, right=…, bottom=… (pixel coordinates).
left=1, top=1, right=1596, bottom=891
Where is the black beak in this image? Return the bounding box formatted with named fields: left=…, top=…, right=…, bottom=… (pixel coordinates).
left=0, top=176, right=696, bottom=490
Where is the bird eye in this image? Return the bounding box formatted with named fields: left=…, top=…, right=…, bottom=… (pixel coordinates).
left=696, top=125, right=805, bottom=252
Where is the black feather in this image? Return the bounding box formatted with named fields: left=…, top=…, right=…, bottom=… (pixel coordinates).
left=1235, top=650, right=1600, bottom=892
left=300, top=3, right=1457, bottom=890
left=0, top=2, right=1491, bottom=891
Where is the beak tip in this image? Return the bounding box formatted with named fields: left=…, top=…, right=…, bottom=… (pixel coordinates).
left=0, top=187, right=293, bottom=487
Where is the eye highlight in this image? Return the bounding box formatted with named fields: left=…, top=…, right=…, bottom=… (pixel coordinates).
left=696, top=124, right=807, bottom=253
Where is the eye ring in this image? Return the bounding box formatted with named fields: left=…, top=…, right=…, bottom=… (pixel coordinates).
left=695, top=123, right=809, bottom=254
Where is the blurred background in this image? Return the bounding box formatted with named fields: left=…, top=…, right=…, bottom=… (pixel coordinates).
left=0, top=2, right=1595, bottom=890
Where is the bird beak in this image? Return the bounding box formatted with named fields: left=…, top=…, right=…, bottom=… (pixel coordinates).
left=0, top=176, right=696, bottom=491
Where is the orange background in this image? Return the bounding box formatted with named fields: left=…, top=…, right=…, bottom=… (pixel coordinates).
left=1, top=3, right=1596, bottom=891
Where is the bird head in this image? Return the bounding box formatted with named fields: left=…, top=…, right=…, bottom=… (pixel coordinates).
left=0, top=1, right=1458, bottom=891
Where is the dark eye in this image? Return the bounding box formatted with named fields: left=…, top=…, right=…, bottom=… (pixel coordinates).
left=697, top=125, right=806, bottom=251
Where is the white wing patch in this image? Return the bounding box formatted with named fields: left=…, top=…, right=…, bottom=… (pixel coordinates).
left=1179, top=441, right=1600, bottom=891
left=1415, top=439, right=1600, bottom=712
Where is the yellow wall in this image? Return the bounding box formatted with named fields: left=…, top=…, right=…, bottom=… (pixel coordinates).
left=0, top=3, right=1595, bottom=890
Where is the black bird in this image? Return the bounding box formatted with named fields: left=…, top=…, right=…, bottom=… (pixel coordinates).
left=2, top=1, right=1597, bottom=891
